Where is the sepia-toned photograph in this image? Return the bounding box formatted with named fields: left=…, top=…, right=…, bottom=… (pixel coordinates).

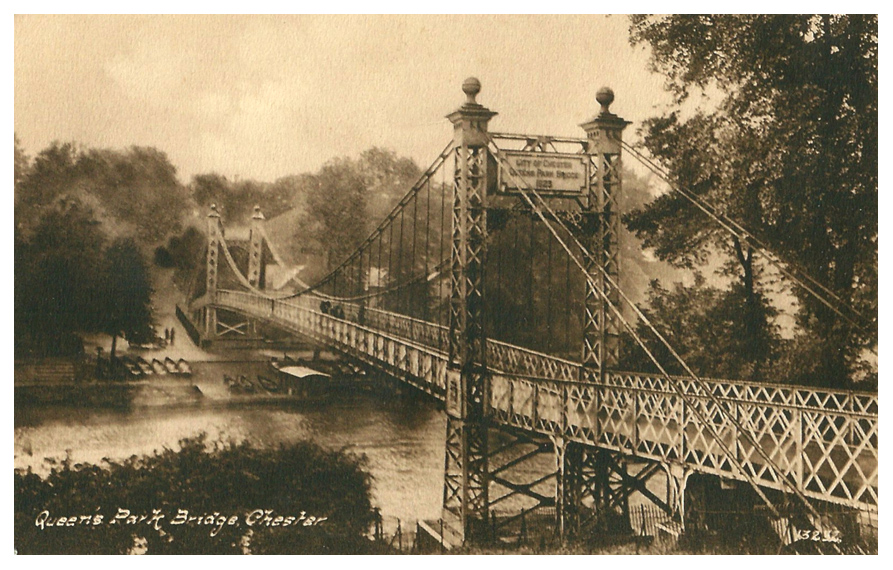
left=13, top=14, right=877, bottom=555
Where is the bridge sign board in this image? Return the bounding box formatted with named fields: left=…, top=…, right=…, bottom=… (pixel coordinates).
left=498, top=151, right=589, bottom=196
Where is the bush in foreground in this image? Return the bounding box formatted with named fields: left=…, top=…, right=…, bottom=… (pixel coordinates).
left=15, top=435, right=376, bottom=554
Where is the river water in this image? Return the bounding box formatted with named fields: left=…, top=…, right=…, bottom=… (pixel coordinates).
left=14, top=359, right=448, bottom=527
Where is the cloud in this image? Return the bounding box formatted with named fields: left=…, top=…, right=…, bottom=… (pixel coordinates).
left=105, top=39, right=189, bottom=110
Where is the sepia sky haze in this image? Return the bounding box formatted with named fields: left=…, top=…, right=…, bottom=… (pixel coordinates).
left=15, top=15, right=675, bottom=183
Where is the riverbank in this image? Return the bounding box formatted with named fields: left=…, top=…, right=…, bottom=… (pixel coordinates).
left=14, top=356, right=372, bottom=410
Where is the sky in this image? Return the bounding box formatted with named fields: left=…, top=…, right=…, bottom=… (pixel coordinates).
left=14, top=14, right=675, bottom=183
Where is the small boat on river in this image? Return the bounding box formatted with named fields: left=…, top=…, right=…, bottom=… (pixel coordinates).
left=119, top=356, right=142, bottom=377
left=269, top=357, right=335, bottom=398
left=136, top=357, right=154, bottom=376
left=225, top=374, right=257, bottom=394
left=176, top=359, right=192, bottom=375
left=256, top=374, right=281, bottom=393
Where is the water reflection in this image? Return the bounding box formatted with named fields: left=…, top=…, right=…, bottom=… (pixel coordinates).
left=14, top=362, right=448, bottom=524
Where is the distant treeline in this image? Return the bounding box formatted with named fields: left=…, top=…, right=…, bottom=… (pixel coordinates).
left=13, top=137, right=421, bottom=359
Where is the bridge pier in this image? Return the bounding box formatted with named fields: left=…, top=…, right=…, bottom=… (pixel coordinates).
left=664, top=462, right=693, bottom=528
left=556, top=440, right=685, bottom=540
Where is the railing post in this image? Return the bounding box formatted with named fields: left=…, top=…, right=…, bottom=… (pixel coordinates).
left=441, top=77, right=497, bottom=544
left=796, top=407, right=804, bottom=493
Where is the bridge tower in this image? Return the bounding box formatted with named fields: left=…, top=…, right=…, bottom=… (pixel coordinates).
left=580, top=86, right=629, bottom=380
left=182, top=204, right=266, bottom=347
left=203, top=204, right=222, bottom=339
left=556, top=88, right=633, bottom=537
left=247, top=205, right=266, bottom=289
left=442, top=77, right=497, bottom=542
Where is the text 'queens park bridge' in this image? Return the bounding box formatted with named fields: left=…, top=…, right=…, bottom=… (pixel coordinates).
left=180, top=79, right=877, bottom=547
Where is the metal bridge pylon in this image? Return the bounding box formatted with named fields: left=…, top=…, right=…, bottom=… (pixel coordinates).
left=441, top=79, right=646, bottom=544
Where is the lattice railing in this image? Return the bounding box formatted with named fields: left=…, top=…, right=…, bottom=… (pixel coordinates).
left=214, top=290, right=878, bottom=512
left=489, top=372, right=878, bottom=512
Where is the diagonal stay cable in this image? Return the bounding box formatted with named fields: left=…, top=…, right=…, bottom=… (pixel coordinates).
left=621, top=140, right=871, bottom=334
left=490, top=136, right=823, bottom=521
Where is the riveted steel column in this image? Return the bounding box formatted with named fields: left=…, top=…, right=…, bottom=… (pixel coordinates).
left=205, top=204, right=221, bottom=338
left=579, top=88, right=630, bottom=382
left=442, top=77, right=497, bottom=544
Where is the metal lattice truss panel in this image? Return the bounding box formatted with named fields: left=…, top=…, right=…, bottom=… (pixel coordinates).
left=442, top=417, right=489, bottom=521
left=213, top=291, right=878, bottom=513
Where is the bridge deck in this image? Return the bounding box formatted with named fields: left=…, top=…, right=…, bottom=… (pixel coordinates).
left=211, top=290, right=878, bottom=513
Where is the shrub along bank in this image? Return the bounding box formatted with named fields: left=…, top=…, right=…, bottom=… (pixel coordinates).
left=14, top=435, right=377, bottom=554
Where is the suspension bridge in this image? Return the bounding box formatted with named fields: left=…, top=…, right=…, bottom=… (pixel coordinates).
left=178, top=79, right=877, bottom=548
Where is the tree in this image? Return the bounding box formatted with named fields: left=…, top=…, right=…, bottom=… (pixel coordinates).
left=15, top=198, right=108, bottom=357
left=76, top=146, right=189, bottom=244
left=14, top=134, right=30, bottom=194
left=189, top=173, right=301, bottom=224
left=16, top=142, right=190, bottom=246
left=358, top=147, right=422, bottom=232
left=304, top=158, right=369, bottom=268
left=15, top=142, right=170, bottom=358
left=620, top=276, right=779, bottom=380
left=299, top=148, right=421, bottom=270
left=627, top=15, right=877, bottom=386
left=99, top=238, right=155, bottom=358
left=15, top=141, right=80, bottom=234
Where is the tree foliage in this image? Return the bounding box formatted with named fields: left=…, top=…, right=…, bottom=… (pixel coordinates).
left=620, top=276, right=779, bottom=380
left=15, top=198, right=107, bottom=357
left=359, top=147, right=423, bottom=229
left=16, top=142, right=191, bottom=245
left=302, top=148, right=422, bottom=270
left=626, top=15, right=877, bottom=387
left=77, top=146, right=188, bottom=243
left=188, top=172, right=302, bottom=223
left=99, top=238, right=156, bottom=356
left=14, top=141, right=191, bottom=356
left=15, top=197, right=157, bottom=358
left=14, top=134, right=30, bottom=192
left=14, top=435, right=376, bottom=554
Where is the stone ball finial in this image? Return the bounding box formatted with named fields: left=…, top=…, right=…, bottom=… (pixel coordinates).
left=596, top=87, right=615, bottom=114
left=462, top=77, right=481, bottom=105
